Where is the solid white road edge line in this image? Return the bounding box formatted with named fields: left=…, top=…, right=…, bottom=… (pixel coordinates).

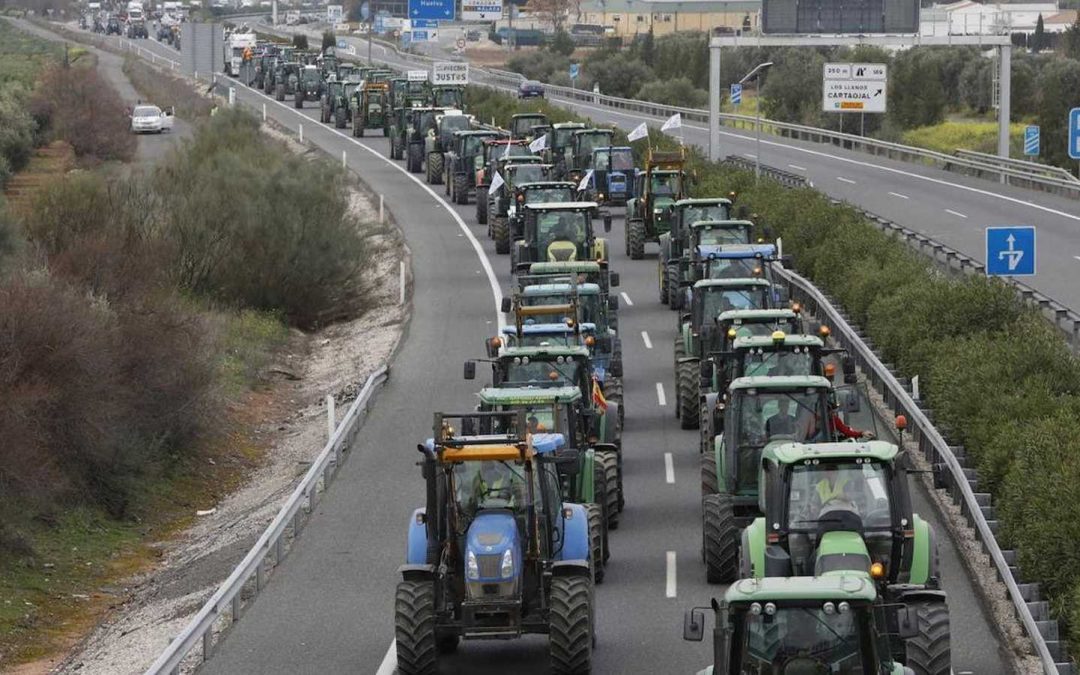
left=666, top=551, right=677, bottom=598
left=376, top=640, right=397, bottom=675
left=664, top=453, right=674, bottom=484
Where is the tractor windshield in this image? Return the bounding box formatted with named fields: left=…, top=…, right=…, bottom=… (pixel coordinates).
left=462, top=136, right=486, bottom=157
left=702, top=286, right=769, bottom=320
left=651, top=172, right=679, bottom=195
left=697, top=225, right=752, bottom=246
left=440, top=115, right=471, bottom=135
left=576, top=133, right=613, bottom=158
left=503, top=358, right=581, bottom=387
left=419, top=111, right=439, bottom=133
left=736, top=605, right=864, bottom=673
left=704, top=258, right=762, bottom=280
left=453, top=460, right=529, bottom=516
left=592, top=149, right=632, bottom=171
left=723, top=318, right=802, bottom=342
left=522, top=292, right=602, bottom=325
left=731, top=389, right=830, bottom=488
left=433, top=88, right=462, bottom=108
left=537, top=212, right=588, bottom=260
left=740, top=350, right=815, bottom=378
left=344, top=82, right=360, bottom=98
left=301, top=69, right=321, bottom=84
left=788, top=460, right=892, bottom=533
left=682, top=203, right=731, bottom=226
left=508, top=165, right=548, bottom=185
left=526, top=187, right=573, bottom=204
left=553, top=128, right=579, bottom=148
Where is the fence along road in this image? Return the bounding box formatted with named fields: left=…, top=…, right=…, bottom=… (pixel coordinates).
left=109, top=32, right=1012, bottom=674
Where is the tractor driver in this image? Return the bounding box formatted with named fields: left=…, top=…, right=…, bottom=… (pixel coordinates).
left=460, top=461, right=526, bottom=515
left=651, top=173, right=676, bottom=195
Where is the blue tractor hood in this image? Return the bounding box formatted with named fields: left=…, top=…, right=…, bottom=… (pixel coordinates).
left=466, top=511, right=522, bottom=582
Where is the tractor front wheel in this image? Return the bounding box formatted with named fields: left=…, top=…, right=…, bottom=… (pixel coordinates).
left=906, top=601, right=951, bottom=675
left=585, top=503, right=605, bottom=584
left=427, top=152, right=444, bottom=185
left=703, top=493, right=737, bottom=584
left=407, top=143, right=423, bottom=173
left=548, top=575, right=593, bottom=675
left=598, top=451, right=620, bottom=530
left=394, top=579, right=437, bottom=675
left=475, top=187, right=488, bottom=225
left=667, top=264, right=681, bottom=310
left=493, top=217, right=510, bottom=255
left=679, top=360, right=699, bottom=429
left=701, top=449, right=718, bottom=498
left=628, top=219, right=645, bottom=260
left=454, top=173, right=468, bottom=205
left=294, top=92, right=304, bottom=109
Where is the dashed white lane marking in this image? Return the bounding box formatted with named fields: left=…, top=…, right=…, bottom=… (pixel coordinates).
left=889, top=191, right=910, bottom=199
left=788, top=164, right=807, bottom=171
left=837, top=176, right=857, bottom=184
left=620, top=291, right=633, bottom=306
left=664, top=453, right=674, bottom=484
left=945, top=209, right=968, bottom=219
left=666, top=551, right=677, bottom=598
left=641, top=331, right=653, bottom=349
left=656, top=382, right=667, bottom=406
left=743, top=153, right=756, bottom=159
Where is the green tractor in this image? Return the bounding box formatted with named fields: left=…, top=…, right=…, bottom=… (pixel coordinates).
left=512, top=202, right=612, bottom=275
left=474, top=139, right=532, bottom=225
left=658, top=198, right=733, bottom=305
left=431, top=84, right=465, bottom=109
left=424, top=110, right=472, bottom=185
left=404, top=107, right=449, bottom=174
left=445, top=130, right=501, bottom=205
left=567, top=129, right=615, bottom=184
left=470, top=387, right=614, bottom=582
left=319, top=77, right=353, bottom=128
left=351, top=80, right=388, bottom=137
left=489, top=160, right=553, bottom=254
left=626, top=148, right=689, bottom=259
left=674, top=278, right=776, bottom=428
left=508, top=181, right=577, bottom=249
left=682, top=574, right=925, bottom=674
left=273, top=62, right=301, bottom=102
left=509, top=112, right=549, bottom=141
left=546, top=122, right=587, bottom=179
left=741, top=440, right=951, bottom=673
left=294, top=64, right=324, bottom=109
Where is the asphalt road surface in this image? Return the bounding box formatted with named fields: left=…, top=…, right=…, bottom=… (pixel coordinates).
left=80, top=30, right=1011, bottom=674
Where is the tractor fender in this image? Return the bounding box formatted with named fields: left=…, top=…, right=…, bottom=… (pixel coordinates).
left=593, top=238, right=608, bottom=262
left=744, top=518, right=767, bottom=578
left=658, top=232, right=671, bottom=261
left=884, top=584, right=948, bottom=605
left=715, top=435, right=727, bottom=490
left=406, top=507, right=428, bottom=565
left=908, top=515, right=935, bottom=585
left=398, top=563, right=436, bottom=581
left=551, top=560, right=592, bottom=578
left=601, top=403, right=620, bottom=445
left=557, top=503, right=591, bottom=562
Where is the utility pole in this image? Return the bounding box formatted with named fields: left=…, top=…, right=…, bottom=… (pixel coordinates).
left=739, top=61, right=773, bottom=180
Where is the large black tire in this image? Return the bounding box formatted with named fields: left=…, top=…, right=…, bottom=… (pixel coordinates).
left=453, top=173, right=468, bottom=205
left=352, top=115, right=361, bottom=137
left=598, top=451, right=620, bottom=529
left=294, top=91, right=303, bottom=109
left=493, top=217, right=511, bottom=254
left=390, top=134, right=400, bottom=160
left=628, top=219, right=645, bottom=260
left=906, top=601, right=951, bottom=675
left=585, top=503, right=605, bottom=584
left=427, top=152, right=444, bottom=185
left=658, top=260, right=668, bottom=304
left=476, top=187, right=488, bottom=224
left=703, top=493, right=737, bottom=584
left=335, top=107, right=347, bottom=129
left=407, top=143, right=423, bottom=173
left=275, top=83, right=285, bottom=101
left=394, top=579, right=437, bottom=675
left=549, top=575, right=593, bottom=675
left=679, top=360, right=699, bottom=429
left=701, top=449, right=718, bottom=497
left=667, top=264, right=682, bottom=311
left=592, top=461, right=611, bottom=563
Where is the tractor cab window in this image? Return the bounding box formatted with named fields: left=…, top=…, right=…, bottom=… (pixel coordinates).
left=576, top=133, right=612, bottom=158
left=503, top=358, right=581, bottom=387
left=419, top=111, right=438, bottom=132
left=609, top=149, right=634, bottom=171
left=509, top=165, right=548, bottom=185
left=453, top=460, right=529, bottom=517
left=736, top=604, right=863, bottom=672
left=741, top=349, right=814, bottom=378
left=724, top=319, right=801, bottom=343
left=406, top=81, right=426, bottom=96
left=696, top=224, right=751, bottom=246
left=537, top=212, right=588, bottom=260
left=462, top=136, right=485, bottom=157
left=787, top=461, right=893, bottom=534
left=527, top=187, right=573, bottom=204
left=705, top=257, right=761, bottom=280
left=682, top=204, right=731, bottom=227
left=344, top=82, right=360, bottom=97
left=301, top=69, right=321, bottom=84
left=651, top=173, right=678, bottom=195
left=701, top=286, right=769, bottom=322
left=731, top=389, right=829, bottom=487
left=440, top=115, right=471, bottom=135
left=433, top=89, right=462, bottom=107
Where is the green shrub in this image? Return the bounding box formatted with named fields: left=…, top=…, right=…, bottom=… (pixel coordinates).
left=636, top=77, right=706, bottom=108
left=0, top=84, right=36, bottom=174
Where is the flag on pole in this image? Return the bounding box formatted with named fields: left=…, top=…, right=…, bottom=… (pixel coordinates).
left=627, top=122, right=648, bottom=142
left=577, top=169, right=594, bottom=192
left=502, top=143, right=511, bottom=159
left=528, top=134, right=547, bottom=153
left=490, top=171, right=505, bottom=193
left=591, top=375, right=608, bottom=411
left=661, top=113, right=682, bottom=132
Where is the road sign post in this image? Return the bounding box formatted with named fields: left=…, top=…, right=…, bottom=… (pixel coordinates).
left=730, top=83, right=742, bottom=106
left=985, top=226, right=1036, bottom=277
left=1024, top=125, right=1039, bottom=157
left=823, top=62, right=887, bottom=114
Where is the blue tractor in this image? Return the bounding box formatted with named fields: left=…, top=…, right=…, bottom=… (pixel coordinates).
left=585, top=146, right=635, bottom=207
left=396, top=411, right=596, bottom=674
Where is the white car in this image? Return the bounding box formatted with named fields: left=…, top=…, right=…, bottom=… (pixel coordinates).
left=129, top=104, right=174, bottom=133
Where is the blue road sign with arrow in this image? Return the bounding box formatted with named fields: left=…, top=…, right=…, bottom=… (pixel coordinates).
left=409, top=0, right=453, bottom=20
left=1024, top=125, right=1039, bottom=156
left=569, top=63, right=580, bottom=79
left=730, top=83, right=742, bottom=105
left=985, top=226, right=1035, bottom=277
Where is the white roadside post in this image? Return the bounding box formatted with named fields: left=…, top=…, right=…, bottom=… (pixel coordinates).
left=342, top=150, right=347, bottom=168
left=299, top=123, right=303, bottom=143
left=262, top=102, right=267, bottom=122
left=326, top=394, right=335, bottom=441
left=399, top=261, right=406, bottom=306
left=228, top=87, right=236, bottom=106
left=379, top=194, right=385, bottom=223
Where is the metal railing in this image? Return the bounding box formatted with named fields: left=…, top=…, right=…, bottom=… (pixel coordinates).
left=144, top=365, right=389, bottom=675
left=954, top=148, right=1080, bottom=184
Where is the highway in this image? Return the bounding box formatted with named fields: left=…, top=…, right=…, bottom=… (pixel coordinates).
left=99, top=32, right=1012, bottom=674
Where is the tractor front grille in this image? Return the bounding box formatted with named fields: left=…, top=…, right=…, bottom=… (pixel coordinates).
left=477, top=554, right=502, bottom=579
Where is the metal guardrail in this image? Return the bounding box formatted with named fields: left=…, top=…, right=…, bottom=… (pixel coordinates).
left=954, top=148, right=1080, bottom=184
left=774, top=265, right=1070, bottom=675
left=721, top=155, right=814, bottom=190
left=144, top=365, right=389, bottom=675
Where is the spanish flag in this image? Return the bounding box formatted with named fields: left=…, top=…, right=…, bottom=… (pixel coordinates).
left=591, top=375, right=608, bottom=412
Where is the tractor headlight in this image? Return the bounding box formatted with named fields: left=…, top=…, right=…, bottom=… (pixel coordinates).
left=466, top=550, right=479, bottom=580
left=500, top=549, right=514, bottom=578
left=653, top=208, right=663, bottom=214
left=598, top=193, right=605, bottom=200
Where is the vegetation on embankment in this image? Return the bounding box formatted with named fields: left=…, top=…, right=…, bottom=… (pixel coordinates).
left=466, top=82, right=1080, bottom=658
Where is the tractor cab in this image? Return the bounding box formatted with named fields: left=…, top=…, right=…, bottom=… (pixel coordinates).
left=336, top=63, right=358, bottom=81
left=352, top=80, right=389, bottom=138
left=297, top=65, right=324, bottom=102
left=397, top=411, right=595, bottom=673
left=513, top=202, right=610, bottom=273
left=585, top=146, right=634, bottom=206
left=434, top=110, right=472, bottom=148
left=547, top=122, right=587, bottom=177
left=625, top=148, right=689, bottom=259
left=510, top=112, right=548, bottom=140
left=569, top=129, right=615, bottom=180
left=475, top=139, right=531, bottom=194
left=683, top=576, right=911, bottom=675
left=507, top=181, right=577, bottom=241
left=527, top=261, right=620, bottom=296
left=447, top=130, right=502, bottom=204
left=431, top=84, right=464, bottom=109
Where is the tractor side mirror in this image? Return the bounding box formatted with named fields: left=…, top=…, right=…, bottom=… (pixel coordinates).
left=736, top=205, right=748, bottom=219
left=762, top=226, right=774, bottom=241
left=682, top=609, right=705, bottom=642
left=700, top=360, right=711, bottom=379
left=554, top=449, right=581, bottom=474
left=842, top=356, right=857, bottom=384
left=501, top=296, right=512, bottom=313
left=896, top=605, right=920, bottom=640
left=610, top=360, right=623, bottom=378
left=608, top=296, right=619, bottom=311
left=603, top=214, right=612, bottom=232
left=464, top=360, right=476, bottom=380
left=780, top=254, right=793, bottom=269
left=609, top=272, right=620, bottom=287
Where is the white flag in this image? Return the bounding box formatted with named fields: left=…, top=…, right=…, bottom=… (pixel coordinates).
left=502, top=143, right=511, bottom=158
left=528, top=134, right=547, bottom=153
left=577, top=169, right=594, bottom=192
left=627, top=122, right=648, bottom=142
left=661, top=113, right=681, bottom=132
left=489, top=171, right=505, bottom=193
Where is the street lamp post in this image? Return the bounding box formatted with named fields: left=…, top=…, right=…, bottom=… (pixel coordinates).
left=739, top=61, right=773, bottom=180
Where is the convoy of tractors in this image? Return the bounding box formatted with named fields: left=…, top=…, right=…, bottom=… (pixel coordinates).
left=227, top=43, right=952, bottom=675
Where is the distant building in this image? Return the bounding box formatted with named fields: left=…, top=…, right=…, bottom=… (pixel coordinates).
left=1043, top=9, right=1078, bottom=33
left=576, top=0, right=760, bottom=39
left=920, top=1, right=1057, bottom=36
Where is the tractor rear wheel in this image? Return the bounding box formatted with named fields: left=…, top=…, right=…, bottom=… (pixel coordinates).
left=585, top=503, right=605, bottom=584
left=390, top=135, right=400, bottom=160
left=679, top=360, right=699, bottom=429
left=407, top=143, right=423, bottom=173
left=335, top=107, right=346, bottom=129
left=906, top=601, right=951, bottom=675
left=658, top=260, right=668, bottom=304
left=592, top=462, right=611, bottom=563
left=294, top=92, right=303, bottom=109
left=701, top=450, right=718, bottom=497
left=427, top=152, right=444, bottom=185
left=475, top=188, right=488, bottom=224
left=454, top=173, right=468, bottom=205
left=667, top=264, right=681, bottom=310
left=493, top=217, right=510, bottom=254
left=549, top=575, right=593, bottom=675
left=598, top=451, right=620, bottom=530
left=628, top=219, right=645, bottom=259
left=703, top=493, right=737, bottom=584
left=394, top=579, right=437, bottom=675
left=276, top=84, right=285, bottom=101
